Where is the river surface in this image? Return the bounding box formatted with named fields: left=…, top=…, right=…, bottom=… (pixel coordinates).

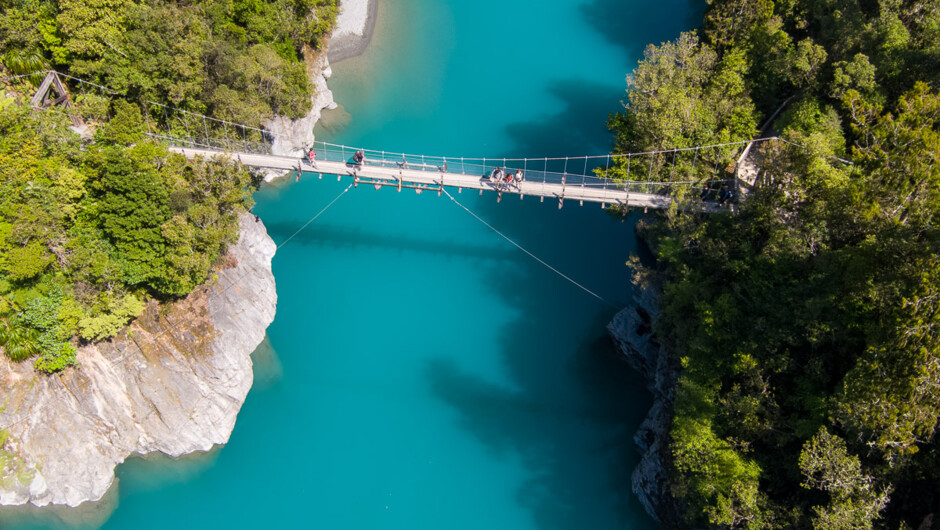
left=3, top=0, right=698, bottom=528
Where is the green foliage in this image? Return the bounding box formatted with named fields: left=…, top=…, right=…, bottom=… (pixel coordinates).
left=0, top=320, right=40, bottom=361
left=799, top=428, right=889, bottom=529
left=95, top=100, right=145, bottom=145
left=78, top=293, right=144, bottom=341
left=74, top=93, right=111, bottom=122
left=33, top=341, right=76, bottom=373
left=784, top=38, right=828, bottom=89
left=775, top=97, right=845, bottom=156
left=829, top=53, right=877, bottom=100
left=609, top=0, right=940, bottom=527
left=3, top=242, right=54, bottom=281
left=0, top=0, right=338, bottom=128
left=57, top=0, right=132, bottom=59
left=19, top=287, right=77, bottom=373
left=0, top=95, right=254, bottom=373
left=606, top=32, right=758, bottom=186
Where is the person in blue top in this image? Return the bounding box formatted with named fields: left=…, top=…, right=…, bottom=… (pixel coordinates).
left=718, top=185, right=733, bottom=206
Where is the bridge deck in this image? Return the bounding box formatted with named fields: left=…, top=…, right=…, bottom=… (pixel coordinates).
left=171, top=147, right=674, bottom=210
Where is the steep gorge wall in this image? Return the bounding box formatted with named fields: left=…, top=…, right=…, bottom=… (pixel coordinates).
left=264, top=51, right=338, bottom=158
left=607, top=285, right=682, bottom=529
left=0, top=212, right=276, bottom=507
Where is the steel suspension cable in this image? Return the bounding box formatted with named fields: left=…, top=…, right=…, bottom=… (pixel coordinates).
left=441, top=188, right=618, bottom=308
left=109, top=181, right=354, bottom=366
left=277, top=183, right=354, bottom=250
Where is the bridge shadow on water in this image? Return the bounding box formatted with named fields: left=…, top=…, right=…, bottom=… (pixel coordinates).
left=262, top=220, right=524, bottom=262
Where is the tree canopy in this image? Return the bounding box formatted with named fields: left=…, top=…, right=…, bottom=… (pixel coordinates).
left=0, top=0, right=338, bottom=125
left=609, top=0, right=940, bottom=527
left=0, top=94, right=254, bottom=372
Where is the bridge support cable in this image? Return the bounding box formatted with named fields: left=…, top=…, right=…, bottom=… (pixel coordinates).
left=276, top=183, right=354, bottom=250
left=440, top=189, right=618, bottom=308
left=104, top=183, right=351, bottom=367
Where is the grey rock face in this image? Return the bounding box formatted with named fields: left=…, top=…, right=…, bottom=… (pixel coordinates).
left=607, top=285, right=681, bottom=528
left=264, top=52, right=338, bottom=161
left=0, top=212, right=276, bottom=507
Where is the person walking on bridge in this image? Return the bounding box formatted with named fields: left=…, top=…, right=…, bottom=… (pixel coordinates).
left=308, top=147, right=318, bottom=169
left=718, top=185, right=733, bottom=207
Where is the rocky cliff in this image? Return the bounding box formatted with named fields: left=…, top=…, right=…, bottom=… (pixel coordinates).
left=0, top=212, right=276, bottom=507
left=607, top=285, right=682, bottom=529
left=264, top=51, right=338, bottom=159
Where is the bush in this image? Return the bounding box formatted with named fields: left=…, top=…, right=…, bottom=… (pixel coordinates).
left=78, top=293, right=145, bottom=341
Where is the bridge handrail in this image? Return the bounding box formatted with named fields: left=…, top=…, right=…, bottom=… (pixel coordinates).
left=9, top=69, right=774, bottom=198
left=161, top=135, right=737, bottom=196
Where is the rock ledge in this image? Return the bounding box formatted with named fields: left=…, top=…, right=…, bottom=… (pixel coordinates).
left=0, top=212, right=276, bottom=507
left=607, top=284, right=682, bottom=529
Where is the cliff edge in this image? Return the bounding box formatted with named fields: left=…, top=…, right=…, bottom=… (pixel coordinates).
left=608, top=285, right=682, bottom=529
left=0, top=212, right=276, bottom=507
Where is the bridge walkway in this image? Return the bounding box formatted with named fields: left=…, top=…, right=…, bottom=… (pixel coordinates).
left=170, top=146, right=679, bottom=210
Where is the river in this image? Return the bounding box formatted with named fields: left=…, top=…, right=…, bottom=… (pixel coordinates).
left=3, top=0, right=699, bottom=528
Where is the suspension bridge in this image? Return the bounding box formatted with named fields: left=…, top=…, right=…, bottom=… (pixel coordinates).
left=16, top=70, right=771, bottom=211
left=10, top=69, right=780, bottom=304
left=165, top=141, right=722, bottom=211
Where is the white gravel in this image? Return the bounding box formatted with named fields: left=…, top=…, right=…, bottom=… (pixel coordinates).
left=328, top=0, right=377, bottom=61
left=334, top=0, right=369, bottom=39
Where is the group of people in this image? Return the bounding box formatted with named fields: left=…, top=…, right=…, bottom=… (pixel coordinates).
left=489, top=167, right=525, bottom=190
left=302, top=147, right=366, bottom=168
left=700, top=183, right=734, bottom=207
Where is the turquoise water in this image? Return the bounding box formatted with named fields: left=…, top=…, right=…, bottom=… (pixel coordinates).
left=1, top=0, right=699, bottom=528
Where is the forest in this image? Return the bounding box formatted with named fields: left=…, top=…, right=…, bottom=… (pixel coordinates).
left=0, top=0, right=336, bottom=372
left=607, top=0, right=940, bottom=528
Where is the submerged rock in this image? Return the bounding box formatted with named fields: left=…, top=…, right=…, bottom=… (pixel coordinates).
left=0, top=212, right=276, bottom=507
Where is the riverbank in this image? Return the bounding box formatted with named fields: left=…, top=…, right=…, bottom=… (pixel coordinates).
left=328, top=0, right=378, bottom=63
left=0, top=212, right=276, bottom=508
left=263, top=0, right=378, bottom=163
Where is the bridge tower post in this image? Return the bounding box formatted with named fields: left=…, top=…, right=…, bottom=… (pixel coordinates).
left=181, top=110, right=193, bottom=146
left=438, top=157, right=444, bottom=197
left=223, top=121, right=231, bottom=151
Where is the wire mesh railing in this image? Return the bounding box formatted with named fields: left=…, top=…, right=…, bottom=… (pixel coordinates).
left=156, top=132, right=770, bottom=197
left=9, top=70, right=777, bottom=200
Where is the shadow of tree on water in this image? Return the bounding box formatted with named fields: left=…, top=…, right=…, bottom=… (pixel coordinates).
left=425, top=251, right=656, bottom=529
left=502, top=79, right=622, bottom=160
left=580, top=0, right=704, bottom=61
